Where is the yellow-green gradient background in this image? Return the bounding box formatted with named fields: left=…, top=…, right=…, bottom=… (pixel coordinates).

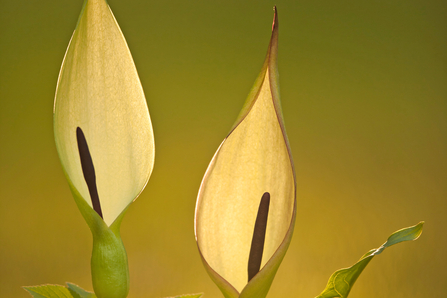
left=1, top=0, right=445, bottom=297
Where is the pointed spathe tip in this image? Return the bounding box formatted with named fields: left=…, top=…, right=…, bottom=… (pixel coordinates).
left=272, top=6, right=278, bottom=32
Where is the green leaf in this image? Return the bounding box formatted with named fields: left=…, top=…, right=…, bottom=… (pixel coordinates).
left=24, top=285, right=74, bottom=298
left=66, top=283, right=96, bottom=298
left=163, top=294, right=203, bottom=298
left=316, top=221, right=424, bottom=298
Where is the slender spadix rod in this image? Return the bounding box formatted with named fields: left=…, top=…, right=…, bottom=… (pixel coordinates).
left=248, top=192, right=271, bottom=282
left=76, top=127, right=103, bottom=219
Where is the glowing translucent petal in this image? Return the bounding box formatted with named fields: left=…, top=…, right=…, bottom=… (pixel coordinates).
left=54, top=0, right=154, bottom=226
left=195, top=7, right=296, bottom=297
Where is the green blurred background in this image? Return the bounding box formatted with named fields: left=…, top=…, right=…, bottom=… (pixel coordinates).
left=1, top=0, right=445, bottom=297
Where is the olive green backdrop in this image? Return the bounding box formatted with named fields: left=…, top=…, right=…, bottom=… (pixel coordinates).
left=0, top=0, right=445, bottom=297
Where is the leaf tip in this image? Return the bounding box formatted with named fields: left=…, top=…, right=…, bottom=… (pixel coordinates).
left=414, top=221, right=425, bottom=239
left=406, top=221, right=425, bottom=241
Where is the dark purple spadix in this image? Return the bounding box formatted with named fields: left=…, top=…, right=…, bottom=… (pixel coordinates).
left=248, top=192, right=270, bottom=282
left=76, top=127, right=103, bottom=219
